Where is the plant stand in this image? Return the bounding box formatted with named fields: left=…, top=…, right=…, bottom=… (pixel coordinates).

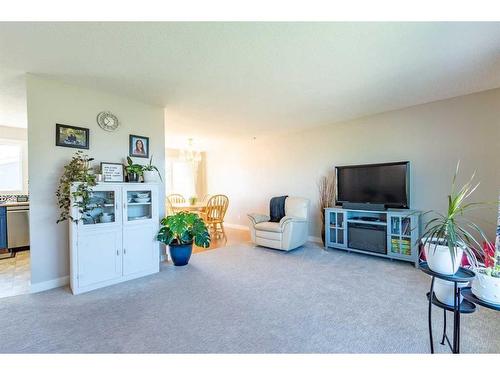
left=462, top=287, right=500, bottom=311
left=420, top=262, right=476, bottom=354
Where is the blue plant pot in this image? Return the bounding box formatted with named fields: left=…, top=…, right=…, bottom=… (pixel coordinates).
left=169, top=242, right=193, bottom=266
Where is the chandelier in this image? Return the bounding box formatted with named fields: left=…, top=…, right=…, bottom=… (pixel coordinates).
left=179, top=138, right=202, bottom=163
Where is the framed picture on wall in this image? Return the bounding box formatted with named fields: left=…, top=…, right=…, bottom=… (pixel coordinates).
left=101, top=162, right=124, bottom=182
left=55, top=123, right=90, bottom=149
left=129, top=134, right=149, bottom=158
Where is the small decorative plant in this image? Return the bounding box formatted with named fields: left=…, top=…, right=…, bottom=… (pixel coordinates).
left=142, top=155, right=162, bottom=182
left=419, top=162, right=489, bottom=272
left=157, top=212, right=210, bottom=247
left=56, top=151, right=97, bottom=223
left=125, top=156, right=143, bottom=182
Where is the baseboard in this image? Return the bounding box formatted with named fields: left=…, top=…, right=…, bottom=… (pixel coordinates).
left=30, top=275, right=69, bottom=293
left=224, top=223, right=250, bottom=231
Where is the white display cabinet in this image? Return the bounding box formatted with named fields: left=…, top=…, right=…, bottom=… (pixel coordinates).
left=69, top=182, right=160, bottom=294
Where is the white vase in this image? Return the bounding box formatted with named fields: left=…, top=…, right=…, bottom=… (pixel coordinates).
left=472, top=270, right=500, bottom=305
left=424, top=240, right=463, bottom=275
left=434, top=279, right=467, bottom=306
left=143, top=170, right=158, bottom=183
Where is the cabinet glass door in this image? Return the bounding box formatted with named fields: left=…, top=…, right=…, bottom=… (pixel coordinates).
left=330, top=212, right=336, bottom=227
left=125, top=189, right=153, bottom=222
left=328, top=211, right=346, bottom=247
left=389, top=216, right=412, bottom=257
left=336, top=212, right=344, bottom=228
left=82, top=190, right=117, bottom=226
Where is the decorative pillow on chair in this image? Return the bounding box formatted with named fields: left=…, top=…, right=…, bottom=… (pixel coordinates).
left=269, top=195, right=288, bottom=222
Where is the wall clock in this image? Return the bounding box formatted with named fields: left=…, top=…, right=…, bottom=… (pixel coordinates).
left=97, top=111, right=119, bottom=132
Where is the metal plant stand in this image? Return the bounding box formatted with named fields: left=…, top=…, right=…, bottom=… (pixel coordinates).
left=462, top=287, right=500, bottom=312
left=420, top=262, right=476, bottom=354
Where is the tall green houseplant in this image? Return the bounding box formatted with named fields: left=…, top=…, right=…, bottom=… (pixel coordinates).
left=56, top=151, right=97, bottom=223
left=420, top=162, right=490, bottom=274
left=157, top=212, right=210, bottom=266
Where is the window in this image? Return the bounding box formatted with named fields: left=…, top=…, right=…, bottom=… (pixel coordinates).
left=171, top=160, right=196, bottom=199
left=0, top=140, right=24, bottom=193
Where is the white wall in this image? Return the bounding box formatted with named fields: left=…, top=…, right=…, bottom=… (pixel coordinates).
left=27, top=75, right=165, bottom=287
left=206, top=88, right=500, bottom=240
left=0, top=125, right=28, bottom=194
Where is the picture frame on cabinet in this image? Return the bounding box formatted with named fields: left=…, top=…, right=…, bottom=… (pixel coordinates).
left=101, top=162, right=124, bottom=182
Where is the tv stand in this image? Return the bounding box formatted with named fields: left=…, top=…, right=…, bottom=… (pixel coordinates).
left=324, top=207, right=420, bottom=266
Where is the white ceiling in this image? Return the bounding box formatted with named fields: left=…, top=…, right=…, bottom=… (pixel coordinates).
left=0, top=22, right=499, bottom=143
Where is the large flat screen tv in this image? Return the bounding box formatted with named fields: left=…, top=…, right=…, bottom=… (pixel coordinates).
left=336, top=161, right=410, bottom=209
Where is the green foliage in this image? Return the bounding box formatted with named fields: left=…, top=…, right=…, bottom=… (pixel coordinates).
left=419, top=161, right=492, bottom=269
left=157, top=211, right=210, bottom=248
left=56, top=151, right=97, bottom=223
left=142, top=155, right=162, bottom=181
left=125, top=156, right=143, bottom=175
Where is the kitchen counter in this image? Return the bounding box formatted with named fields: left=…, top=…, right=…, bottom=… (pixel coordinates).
left=0, top=202, right=29, bottom=208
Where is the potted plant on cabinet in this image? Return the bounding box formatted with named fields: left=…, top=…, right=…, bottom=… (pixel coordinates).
left=157, top=211, right=210, bottom=266
left=142, top=155, right=162, bottom=183
left=419, top=162, right=490, bottom=305
left=125, top=156, right=143, bottom=182
left=56, top=151, right=97, bottom=223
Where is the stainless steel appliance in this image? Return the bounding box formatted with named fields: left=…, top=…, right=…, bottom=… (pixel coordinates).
left=7, top=204, right=30, bottom=249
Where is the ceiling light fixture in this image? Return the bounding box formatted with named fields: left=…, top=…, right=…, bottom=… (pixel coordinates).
left=179, top=138, right=202, bottom=164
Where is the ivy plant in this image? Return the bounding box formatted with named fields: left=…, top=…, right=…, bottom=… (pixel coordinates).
left=56, top=151, right=97, bottom=223
left=157, top=211, right=210, bottom=247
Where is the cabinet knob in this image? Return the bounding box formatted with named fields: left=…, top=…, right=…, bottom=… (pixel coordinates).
left=116, top=250, right=119, bottom=256
left=124, top=248, right=126, bottom=255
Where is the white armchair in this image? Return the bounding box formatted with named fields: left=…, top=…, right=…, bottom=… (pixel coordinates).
left=247, top=197, right=310, bottom=251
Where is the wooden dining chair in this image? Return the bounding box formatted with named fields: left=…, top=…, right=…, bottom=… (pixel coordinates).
left=166, top=194, right=186, bottom=215
left=204, top=195, right=229, bottom=240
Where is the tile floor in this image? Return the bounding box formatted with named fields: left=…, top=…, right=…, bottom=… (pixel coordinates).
left=0, top=251, right=31, bottom=298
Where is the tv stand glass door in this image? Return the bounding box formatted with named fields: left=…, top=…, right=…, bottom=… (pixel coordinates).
left=326, top=209, right=346, bottom=248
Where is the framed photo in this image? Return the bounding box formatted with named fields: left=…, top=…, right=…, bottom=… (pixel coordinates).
left=129, top=134, right=149, bottom=158
left=101, top=162, right=124, bottom=182
left=55, top=123, right=90, bottom=149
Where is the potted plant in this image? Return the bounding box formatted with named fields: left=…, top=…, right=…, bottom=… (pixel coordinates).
left=419, top=162, right=490, bottom=305
left=157, top=211, right=210, bottom=266
left=472, top=224, right=500, bottom=305
left=125, top=156, right=143, bottom=182
left=142, top=155, right=162, bottom=183
left=56, top=151, right=97, bottom=223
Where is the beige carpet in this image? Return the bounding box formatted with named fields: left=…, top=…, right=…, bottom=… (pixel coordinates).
left=0, top=243, right=498, bottom=353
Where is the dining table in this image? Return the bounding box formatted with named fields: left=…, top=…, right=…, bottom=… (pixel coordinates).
left=170, top=202, right=207, bottom=213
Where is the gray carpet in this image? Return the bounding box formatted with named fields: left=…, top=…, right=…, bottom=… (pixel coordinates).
left=0, top=242, right=498, bottom=353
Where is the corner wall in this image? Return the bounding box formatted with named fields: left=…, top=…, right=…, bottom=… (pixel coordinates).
left=206, top=88, right=500, bottom=240
left=27, top=75, right=165, bottom=288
